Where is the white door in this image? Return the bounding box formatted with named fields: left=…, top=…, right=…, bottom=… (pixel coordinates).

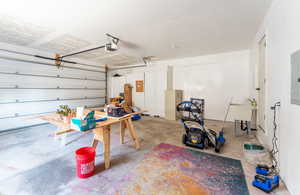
left=145, top=67, right=167, bottom=116
left=257, top=37, right=266, bottom=132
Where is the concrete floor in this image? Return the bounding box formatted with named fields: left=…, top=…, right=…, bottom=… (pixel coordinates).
left=0, top=117, right=290, bottom=195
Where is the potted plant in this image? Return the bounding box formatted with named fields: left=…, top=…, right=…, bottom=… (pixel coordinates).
left=56, top=105, right=75, bottom=124
left=248, top=98, right=257, bottom=107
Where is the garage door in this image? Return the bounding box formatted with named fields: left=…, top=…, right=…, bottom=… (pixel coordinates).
left=0, top=54, right=106, bottom=131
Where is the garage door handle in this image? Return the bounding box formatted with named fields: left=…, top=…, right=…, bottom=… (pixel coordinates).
left=256, top=88, right=260, bottom=91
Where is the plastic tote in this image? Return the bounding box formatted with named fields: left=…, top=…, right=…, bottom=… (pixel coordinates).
left=75, top=147, right=96, bottom=178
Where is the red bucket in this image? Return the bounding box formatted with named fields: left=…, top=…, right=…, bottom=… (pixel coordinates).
left=75, top=147, right=96, bottom=178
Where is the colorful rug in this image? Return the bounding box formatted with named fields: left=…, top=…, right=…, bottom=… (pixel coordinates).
left=110, top=143, right=249, bottom=195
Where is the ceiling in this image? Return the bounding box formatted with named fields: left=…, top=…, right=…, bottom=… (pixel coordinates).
left=0, top=0, right=272, bottom=67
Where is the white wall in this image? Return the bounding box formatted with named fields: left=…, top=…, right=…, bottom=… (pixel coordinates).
left=172, top=50, right=251, bottom=120
left=109, top=50, right=251, bottom=120
left=0, top=42, right=106, bottom=131
left=110, top=70, right=145, bottom=109
left=108, top=65, right=168, bottom=117
left=251, top=0, right=300, bottom=194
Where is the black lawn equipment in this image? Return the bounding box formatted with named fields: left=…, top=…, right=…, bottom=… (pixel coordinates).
left=177, top=98, right=225, bottom=153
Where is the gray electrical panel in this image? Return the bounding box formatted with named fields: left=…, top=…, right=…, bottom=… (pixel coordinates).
left=291, top=50, right=300, bottom=105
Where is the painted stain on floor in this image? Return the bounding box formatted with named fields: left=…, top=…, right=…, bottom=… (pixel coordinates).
left=110, top=143, right=249, bottom=195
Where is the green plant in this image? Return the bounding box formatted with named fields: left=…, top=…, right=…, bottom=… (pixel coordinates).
left=56, top=105, right=72, bottom=117
left=248, top=98, right=257, bottom=107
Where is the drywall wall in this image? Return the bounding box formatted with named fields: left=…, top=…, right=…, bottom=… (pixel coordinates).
left=0, top=42, right=106, bottom=131
left=109, top=69, right=146, bottom=109
left=172, top=50, right=251, bottom=120
left=251, top=0, right=300, bottom=194
left=108, top=50, right=251, bottom=120
left=108, top=65, right=167, bottom=117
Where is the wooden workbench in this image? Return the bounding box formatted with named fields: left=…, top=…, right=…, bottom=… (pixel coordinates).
left=27, top=109, right=146, bottom=169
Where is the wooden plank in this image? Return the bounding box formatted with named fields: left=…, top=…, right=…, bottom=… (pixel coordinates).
left=92, top=126, right=110, bottom=169
left=55, top=128, right=76, bottom=135
left=124, top=84, right=133, bottom=106
left=26, top=113, right=70, bottom=129
left=93, top=127, right=104, bottom=142
left=87, top=107, right=105, bottom=111
left=92, top=136, right=99, bottom=148
left=103, top=126, right=111, bottom=169
left=125, top=118, right=140, bottom=150
left=130, top=110, right=148, bottom=116
left=86, top=109, right=148, bottom=116
left=95, top=118, right=120, bottom=127
left=120, top=120, right=126, bottom=144
left=26, top=109, right=148, bottom=133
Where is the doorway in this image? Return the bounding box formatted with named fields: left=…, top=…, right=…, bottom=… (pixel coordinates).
left=257, top=36, right=267, bottom=132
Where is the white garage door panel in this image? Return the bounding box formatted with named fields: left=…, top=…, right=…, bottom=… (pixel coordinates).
left=0, top=48, right=107, bottom=131
left=0, top=89, right=105, bottom=103
left=0, top=59, right=105, bottom=80
left=0, top=98, right=105, bottom=118
left=0, top=74, right=105, bottom=88
left=0, top=46, right=106, bottom=131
